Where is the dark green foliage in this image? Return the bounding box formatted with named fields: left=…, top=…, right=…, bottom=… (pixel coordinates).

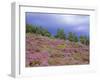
left=39, top=27, right=51, bottom=37
left=80, top=36, right=85, bottom=44
left=67, top=32, right=78, bottom=42
left=55, top=28, right=66, bottom=40
left=86, top=38, right=89, bottom=45
left=26, top=24, right=51, bottom=37
left=26, top=24, right=89, bottom=45
left=79, top=36, right=89, bottom=45
left=67, top=32, right=74, bottom=42
left=26, top=24, right=34, bottom=33
left=74, top=35, right=78, bottom=42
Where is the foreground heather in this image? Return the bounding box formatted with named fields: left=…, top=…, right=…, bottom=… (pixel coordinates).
left=26, top=33, right=89, bottom=67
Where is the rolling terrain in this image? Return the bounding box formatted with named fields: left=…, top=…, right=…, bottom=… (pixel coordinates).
left=26, top=33, right=89, bottom=67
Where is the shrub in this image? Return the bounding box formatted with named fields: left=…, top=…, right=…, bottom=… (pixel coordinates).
left=74, top=35, right=78, bottom=42
left=26, top=24, right=51, bottom=37
left=55, top=28, right=66, bottom=40
left=79, top=36, right=89, bottom=45
left=26, top=24, right=34, bottom=33
left=67, top=32, right=78, bottom=42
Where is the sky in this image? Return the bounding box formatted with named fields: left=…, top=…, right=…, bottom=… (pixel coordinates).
left=26, top=12, right=89, bottom=37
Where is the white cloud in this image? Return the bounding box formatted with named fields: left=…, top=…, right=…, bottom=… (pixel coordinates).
left=59, top=15, right=89, bottom=26
left=74, top=26, right=88, bottom=32
left=56, top=15, right=89, bottom=32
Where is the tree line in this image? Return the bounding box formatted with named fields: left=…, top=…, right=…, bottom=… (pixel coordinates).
left=26, top=24, right=89, bottom=45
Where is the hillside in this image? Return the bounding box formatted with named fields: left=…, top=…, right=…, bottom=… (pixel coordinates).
left=26, top=33, right=89, bottom=67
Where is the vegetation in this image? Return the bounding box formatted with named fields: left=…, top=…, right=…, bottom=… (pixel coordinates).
left=26, top=24, right=89, bottom=67
left=26, top=24, right=89, bottom=45
left=55, top=28, right=66, bottom=40
left=67, top=32, right=78, bottom=42
left=26, top=24, right=51, bottom=37
left=26, top=24, right=34, bottom=33
left=26, top=33, right=89, bottom=67
left=79, top=36, right=89, bottom=45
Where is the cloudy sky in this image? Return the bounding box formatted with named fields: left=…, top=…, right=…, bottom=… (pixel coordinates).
left=26, top=12, right=89, bottom=37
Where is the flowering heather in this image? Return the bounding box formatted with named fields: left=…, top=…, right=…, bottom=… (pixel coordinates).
left=26, top=33, right=89, bottom=67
